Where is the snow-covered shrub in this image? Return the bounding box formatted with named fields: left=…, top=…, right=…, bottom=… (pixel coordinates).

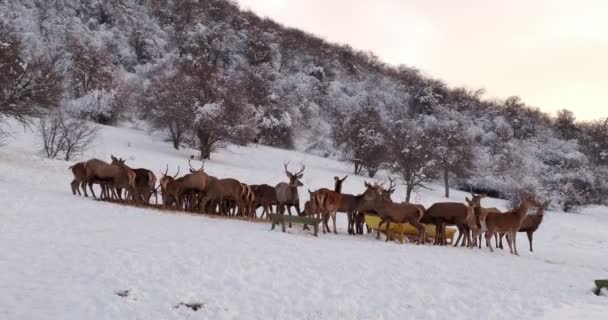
left=65, top=89, right=117, bottom=125
left=38, top=111, right=98, bottom=161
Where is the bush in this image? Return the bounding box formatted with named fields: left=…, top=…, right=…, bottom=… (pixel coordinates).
left=38, top=111, right=98, bottom=161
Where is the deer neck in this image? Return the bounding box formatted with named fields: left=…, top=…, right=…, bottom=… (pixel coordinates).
left=334, top=181, right=342, bottom=193
left=514, top=202, right=530, bottom=223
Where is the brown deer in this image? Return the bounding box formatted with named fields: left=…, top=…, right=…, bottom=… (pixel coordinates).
left=84, top=156, right=136, bottom=201
left=200, top=178, right=243, bottom=215
left=498, top=200, right=549, bottom=252
left=239, top=183, right=256, bottom=218
left=332, top=175, right=359, bottom=234
left=308, top=188, right=342, bottom=234
left=132, top=168, right=157, bottom=204
left=72, top=161, right=111, bottom=198
left=459, top=192, right=487, bottom=247
left=109, top=157, right=139, bottom=202
left=484, top=197, right=540, bottom=255
left=421, top=201, right=476, bottom=246
left=179, top=160, right=209, bottom=211
left=159, top=165, right=182, bottom=209
left=251, top=184, right=278, bottom=219
left=275, top=162, right=305, bottom=227
left=69, top=162, right=88, bottom=196
left=360, top=183, right=425, bottom=243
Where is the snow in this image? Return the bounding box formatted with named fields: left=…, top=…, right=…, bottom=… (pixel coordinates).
left=1, top=121, right=607, bottom=319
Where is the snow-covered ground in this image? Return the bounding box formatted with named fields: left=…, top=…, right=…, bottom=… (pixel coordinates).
left=0, top=122, right=607, bottom=319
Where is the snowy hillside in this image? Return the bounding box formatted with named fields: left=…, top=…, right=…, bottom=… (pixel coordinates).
left=1, top=122, right=607, bottom=319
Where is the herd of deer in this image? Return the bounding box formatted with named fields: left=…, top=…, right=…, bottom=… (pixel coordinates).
left=69, top=156, right=548, bottom=255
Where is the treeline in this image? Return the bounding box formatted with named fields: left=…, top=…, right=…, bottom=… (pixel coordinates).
left=0, top=0, right=606, bottom=210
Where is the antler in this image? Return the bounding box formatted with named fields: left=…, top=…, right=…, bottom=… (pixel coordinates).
left=294, top=162, right=305, bottom=176
left=188, top=159, right=195, bottom=171
left=387, top=176, right=397, bottom=192
left=283, top=162, right=291, bottom=176
left=161, top=164, right=169, bottom=177
left=173, top=166, right=181, bottom=179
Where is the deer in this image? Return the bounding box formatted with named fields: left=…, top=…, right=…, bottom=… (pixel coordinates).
left=239, top=183, right=256, bottom=218
left=359, top=182, right=425, bottom=243
left=84, top=156, right=136, bottom=202
left=421, top=201, right=477, bottom=246
left=484, top=197, right=541, bottom=255
left=109, top=156, right=140, bottom=203
left=464, top=192, right=504, bottom=248
left=251, top=184, right=278, bottom=219
left=332, top=175, right=359, bottom=234
left=274, top=162, right=305, bottom=227
left=159, top=165, right=183, bottom=209
left=308, top=188, right=342, bottom=234
left=498, top=200, right=549, bottom=252
left=200, top=177, right=244, bottom=215
left=70, top=162, right=112, bottom=198
left=132, top=168, right=157, bottom=204
left=178, top=160, right=209, bottom=211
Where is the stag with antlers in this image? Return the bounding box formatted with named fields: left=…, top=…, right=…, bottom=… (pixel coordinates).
left=274, top=162, right=305, bottom=227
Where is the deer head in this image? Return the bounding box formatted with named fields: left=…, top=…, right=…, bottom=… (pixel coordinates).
left=188, top=159, right=205, bottom=173
left=466, top=188, right=486, bottom=208
left=284, top=162, right=304, bottom=187
left=362, top=181, right=389, bottom=203
left=110, top=155, right=126, bottom=165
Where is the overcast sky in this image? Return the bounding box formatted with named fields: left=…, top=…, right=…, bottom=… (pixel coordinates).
left=236, top=0, right=608, bottom=121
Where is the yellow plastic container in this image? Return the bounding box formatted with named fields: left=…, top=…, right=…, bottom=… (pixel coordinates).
left=364, top=214, right=456, bottom=244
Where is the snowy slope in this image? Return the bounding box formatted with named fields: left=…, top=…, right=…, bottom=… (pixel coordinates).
left=0, top=122, right=607, bottom=320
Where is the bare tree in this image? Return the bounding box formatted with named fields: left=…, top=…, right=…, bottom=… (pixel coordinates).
left=0, top=22, right=63, bottom=123
left=39, top=111, right=98, bottom=161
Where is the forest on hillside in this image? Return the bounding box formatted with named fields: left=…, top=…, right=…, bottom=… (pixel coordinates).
left=0, top=0, right=607, bottom=210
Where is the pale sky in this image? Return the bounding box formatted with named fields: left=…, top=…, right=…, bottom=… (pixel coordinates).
left=236, top=0, right=608, bottom=121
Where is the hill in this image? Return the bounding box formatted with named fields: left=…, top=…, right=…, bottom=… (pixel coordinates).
left=0, top=121, right=607, bottom=319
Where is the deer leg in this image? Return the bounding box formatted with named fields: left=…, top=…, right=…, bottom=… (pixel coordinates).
left=332, top=211, right=337, bottom=234
left=527, top=231, right=534, bottom=252
left=454, top=226, right=463, bottom=247
left=376, top=220, right=383, bottom=240
left=286, top=206, right=293, bottom=228
left=513, top=232, right=519, bottom=256
left=505, top=233, right=513, bottom=254
left=486, top=231, right=494, bottom=252
left=412, top=220, right=425, bottom=244
left=498, top=233, right=504, bottom=249
left=464, top=226, right=471, bottom=247
left=385, top=221, right=391, bottom=242
left=70, top=180, right=78, bottom=195
left=88, top=181, right=97, bottom=198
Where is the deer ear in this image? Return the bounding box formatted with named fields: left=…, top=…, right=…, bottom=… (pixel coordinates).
left=343, top=175, right=348, bottom=181
left=297, top=174, right=303, bottom=178
left=466, top=197, right=471, bottom=202
left=364, top=182, right=371, bottom=188
left=111, top=155, right=116, bottom=161
left=334, top=176, right=339, bottom=181
left=388, top=189, right=395, bottom=194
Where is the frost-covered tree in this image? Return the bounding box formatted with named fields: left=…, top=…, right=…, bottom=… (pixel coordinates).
left=425, top=112, right=474, bottom=198
left=65, top=35, right=113, bottom=98
left=385, top=117, right=436, bottom=202
left=0, top=22, right=63, bottom=123
left=332, top=107, right=387, bottom=176
left=553, top=109, right=579, bottom=141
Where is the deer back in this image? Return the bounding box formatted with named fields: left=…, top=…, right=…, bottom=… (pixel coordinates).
left=315, top=188, right=342, bottom=212
left=252, top=184, right=278, bottom=205
left=84, top=158, right=119, bottom=181
left=338, top=194, right=359, bottom=212
left=209, top=178, right=242, bottom=201
left=376, top=202, right=423, bottom=223
left=423, top=202, right=474, bottom=226
left=180, top=171, right=208, bottom=192
left=69, top=162, right=87, bottom=181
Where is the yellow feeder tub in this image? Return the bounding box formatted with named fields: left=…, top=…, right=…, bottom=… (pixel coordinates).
left=364, top=214, right=456, bottom=244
